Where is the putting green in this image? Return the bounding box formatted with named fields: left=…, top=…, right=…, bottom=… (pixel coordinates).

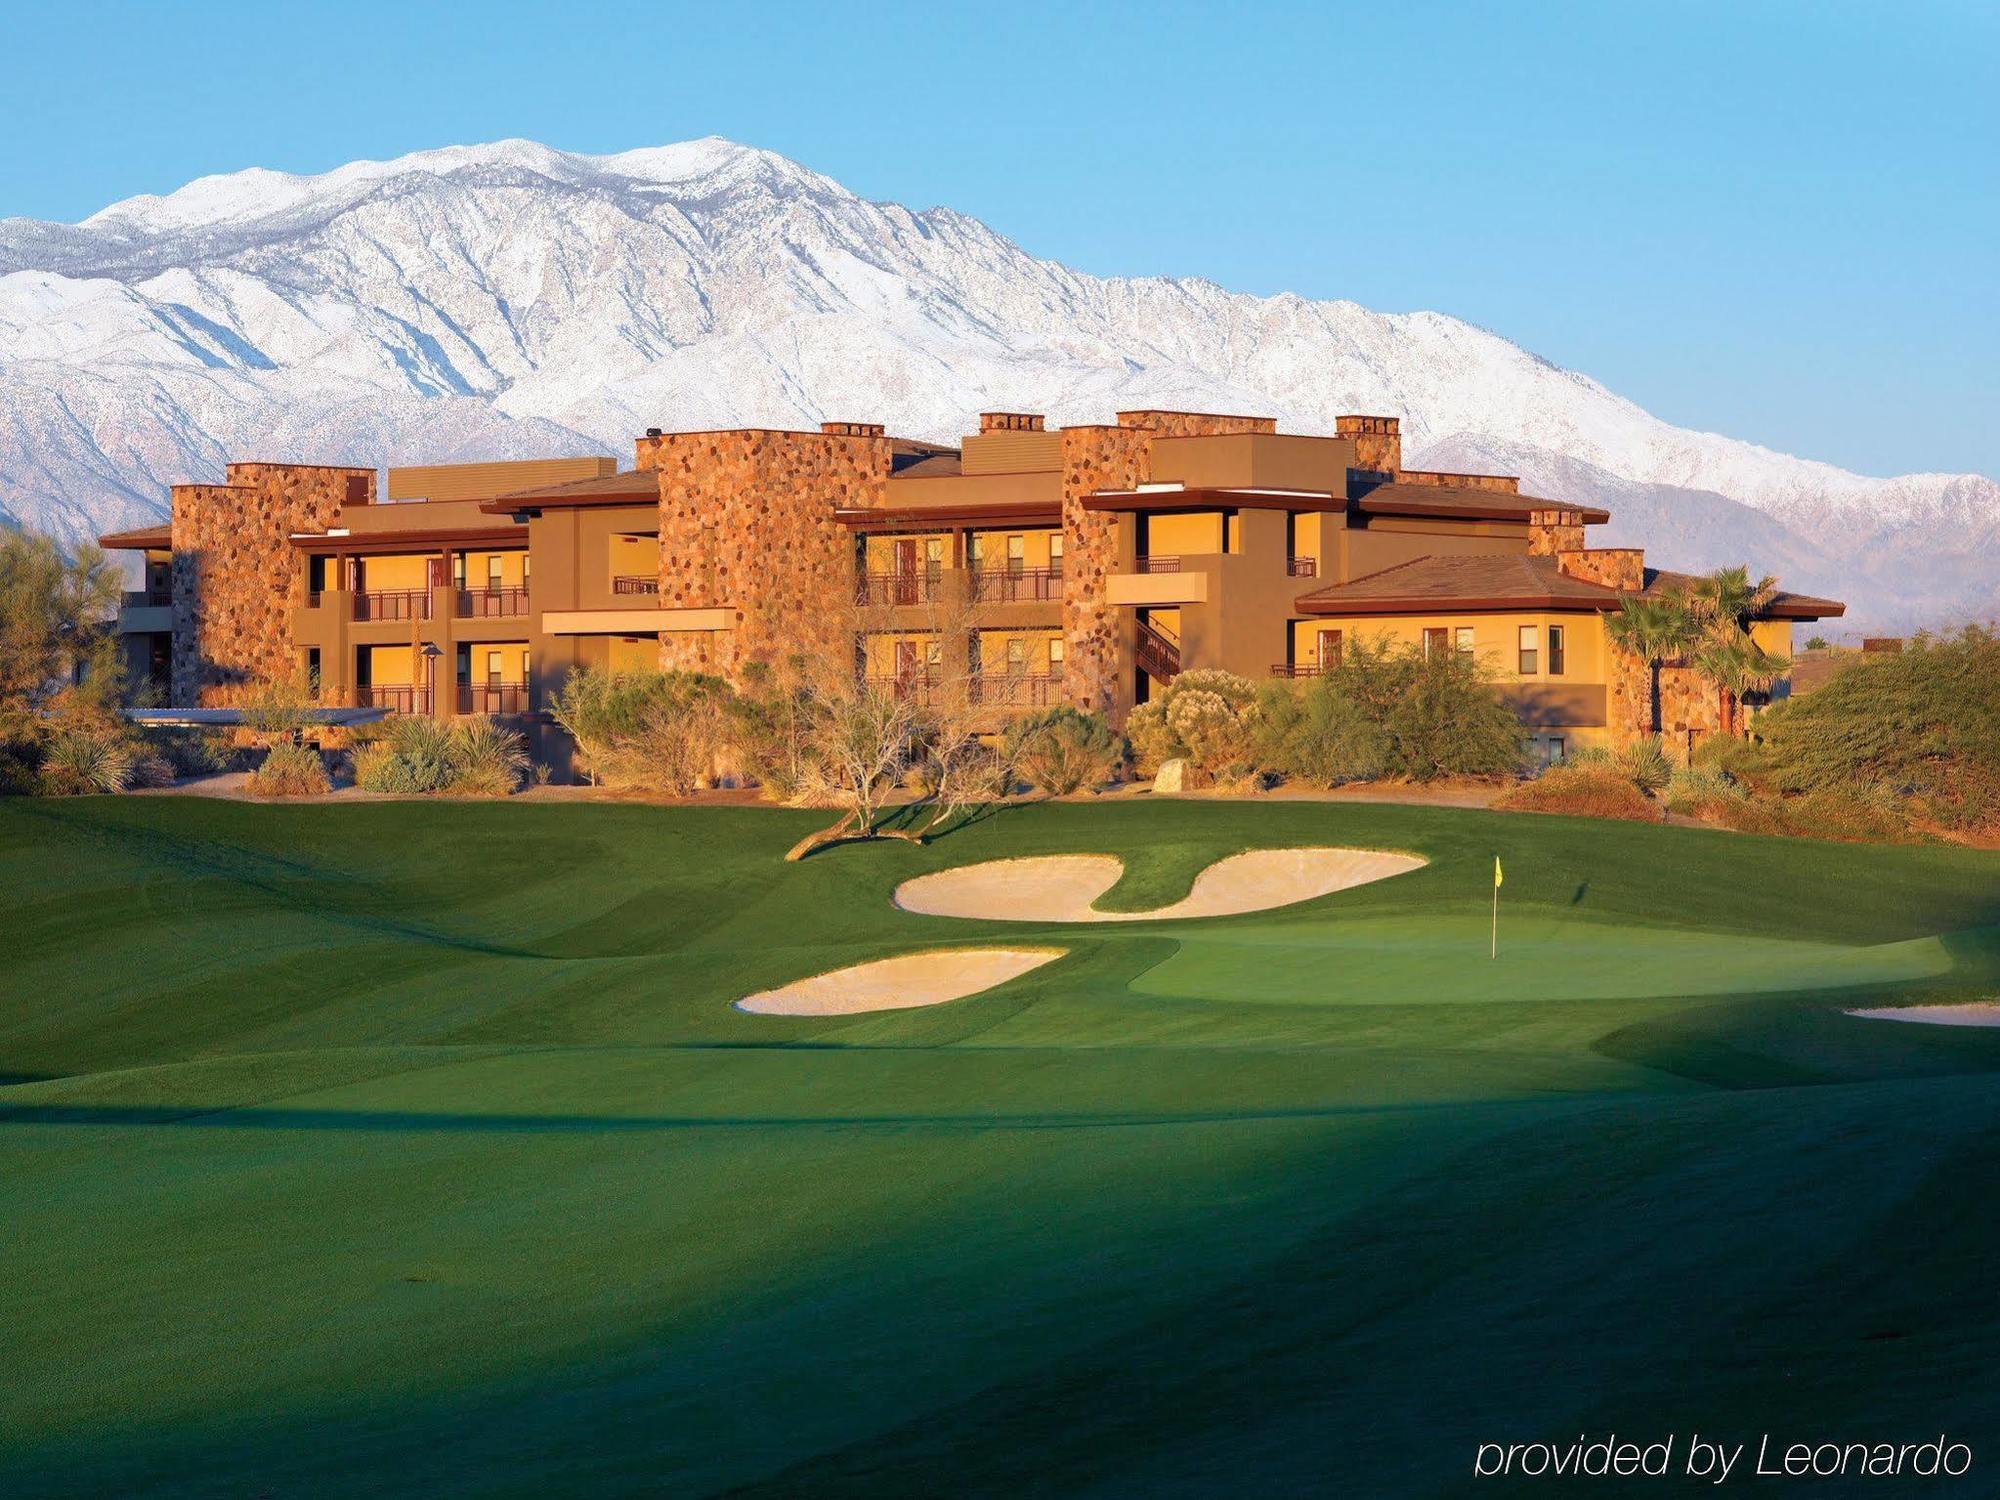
left=4, top=795, right=2000, bottom=1499
left=1130, top=914, right=1954, bottom=1006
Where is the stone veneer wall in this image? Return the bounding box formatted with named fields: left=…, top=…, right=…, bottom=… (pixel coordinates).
left=1556, top=548, right=1649, bottom=742
left=170, top=463, right=373, bottom=706
left=1398, top=470, right=1521, bottom=493
left=1335, top=415, right=1401, bottom=474
left=637, top=428, right=891, bottom=677
left=1526, top=509, right=1588, bottom=556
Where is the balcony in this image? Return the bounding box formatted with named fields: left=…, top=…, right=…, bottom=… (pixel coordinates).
left=612, top=575, right=660, bottom=596
left=457, top=682, right=533, bottom=715
left=969, top=672, right=1062, bottom=708
left=353, top=589, right=431, bottom=623
left=1270, top=663, right=1324, bottom=678
left=1287, top=556, right=1319, bottom=578
left=970, top=565, right=1063, bottom=604
left=455, top=585, right=530, bottom=619
left=855, top=569, right=943, bottom=606
left=357, top=685, right=431, bottom=714
left=863, top=671, right=941, bottom=704
left=123, top=588, right=172, bottom=609
left=1135, top=555, right=1182, bottom=574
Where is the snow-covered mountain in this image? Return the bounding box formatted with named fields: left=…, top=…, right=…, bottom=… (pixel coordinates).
left=2, top=136, right=1992, bottom=630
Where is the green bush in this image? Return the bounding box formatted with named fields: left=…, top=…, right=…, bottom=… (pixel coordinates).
left=549, top=667, right=735, bottom=793
left=247, top=742, right=331, bottom=798
left=1741, top=626, right=2000, bottom=830
left=352, top=717, right=528, bottom=796
left=1004, top=707, right=1122, bottom=795
left=1254, top=678, right=1389, bottom=787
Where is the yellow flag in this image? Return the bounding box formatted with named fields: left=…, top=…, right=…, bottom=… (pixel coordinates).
left=1494, top=856, right=1503, bottom=889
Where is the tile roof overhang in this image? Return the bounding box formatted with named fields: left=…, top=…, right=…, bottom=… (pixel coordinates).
left=1296, top=554, right=1845, bottom=619
left=834, top=500, right=1063, bottom=530
left=1349, top=483, right=1611, bottom=525
left=98, top=524, right=173, bottom=550
left=480, top=471, right=662, bottom=514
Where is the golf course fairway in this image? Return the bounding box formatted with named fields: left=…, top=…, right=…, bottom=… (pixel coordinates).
left=4, top=795, right=1999, bottom=1497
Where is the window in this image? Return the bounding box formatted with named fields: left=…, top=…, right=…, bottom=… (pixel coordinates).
left=1454, top=626, right=1475, bottom=658
left=1422, top=627, right=1451, bottom=658
left=1548, top=625, right=1566, bottom=676
left=1048, top=637, right=1065, bottom=668
left=968, top=535, right=986, bottom=570
left=1316, top=629, right=1343, bottom=669
left=1006, top=637, right=1028, bottom=675
left=925, top=537, right=945, bottom=572
left=520, top=649, right=531, bottom=686
left=451, top=553, right=466, bottom=589
left=1539, top=736, right=1566, bottom=766
left=522, top=554, right=530, bottom=587
left=1048, top=534, right=1063, bottom=571
left=925, top=640, right=943, bottom=671
left=1518, top=625, right=1539, bottom=675
left=487, top=555, right=503, bottom=589
left=1007, top=535, right=1026, bottom=573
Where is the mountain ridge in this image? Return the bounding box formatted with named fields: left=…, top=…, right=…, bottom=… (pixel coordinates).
left=1, top=136, right=1992, bottom=630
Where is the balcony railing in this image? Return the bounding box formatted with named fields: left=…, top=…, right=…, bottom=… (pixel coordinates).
left=855, top=570, right=943, bottom=606
left=122, top=589, right=171, bottom=609
left=357, top=685, right=431, bottom=714
left=971, top=565, right=1063, bottom=603
left=863, top=671, right=941, bottom=704
left=612, top=575, right=660, bottom=596
left=457, top=682, right=532, bottom=715
left=354, top=589, right=430, bottom=623
left=1135, top=555, right=1181, bottom=574
left=1270, top=663, right=1325, bottom=678
left=1287, top=556, right=1319, bottom=578
left=456, top=585, right=530, bottom=619
left=969, top=671, right=1062, bottom=707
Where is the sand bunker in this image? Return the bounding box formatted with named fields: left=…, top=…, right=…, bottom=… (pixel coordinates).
left=893, top=847, right=1425, bottom=923
left=737, top=948, right=1065, bottom=1016
left=1848, top=1003, right=2000, bottom=1028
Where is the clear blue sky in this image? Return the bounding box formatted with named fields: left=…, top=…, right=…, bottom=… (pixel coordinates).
left=4, top=0, right=1995, bottom=478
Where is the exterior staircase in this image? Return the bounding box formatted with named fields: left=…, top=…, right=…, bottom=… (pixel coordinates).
left=1134, top=616, right=1181, bottom=684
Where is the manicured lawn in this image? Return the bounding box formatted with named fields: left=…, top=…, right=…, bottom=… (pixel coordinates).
left=3, top=796, right=1999, bottom=1497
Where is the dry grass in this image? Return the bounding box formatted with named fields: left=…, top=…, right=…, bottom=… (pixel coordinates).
left=1493, top=765, right=1662, bottom=823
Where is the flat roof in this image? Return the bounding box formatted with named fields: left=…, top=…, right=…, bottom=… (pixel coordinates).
left=1352, top=483, right=1611, bottom=525
left=124, top=707, right=390, bottom=728
left=98, top=523, right=173, bottom=550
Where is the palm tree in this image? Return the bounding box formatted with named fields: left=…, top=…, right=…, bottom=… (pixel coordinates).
left=1605, top=595, right=1698, bottom=737
left=1690, top=633, right=1787, bottom=738
left=1686, top=565, right=1778, bottom=636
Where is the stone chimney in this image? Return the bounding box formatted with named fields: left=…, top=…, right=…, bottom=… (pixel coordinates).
left=821, top=421, right=886, bottom=438
left=1336, top=414, right=1402, bottom=474
left=1556, top=547, right=1644, bottom=591
left=979, top=412, right=1046, bottom=433
left=1527, top=508, right=1587, bottom=556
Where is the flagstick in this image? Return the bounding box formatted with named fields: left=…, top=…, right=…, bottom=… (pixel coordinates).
left=1491, top=875, right=1498, bottom=960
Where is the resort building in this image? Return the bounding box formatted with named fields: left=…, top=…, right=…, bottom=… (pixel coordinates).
left=100, top=408, right=1842, bottom=768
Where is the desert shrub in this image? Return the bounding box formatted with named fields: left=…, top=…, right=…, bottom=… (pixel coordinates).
left=1495, top=765, right=1661, bottom=822
left=1254, top=678, right=1389, bottom=787
left=1560, top=745, right=1614, bottom=770
left=1742, top=626, right=2000, bottom=830
left=1616, top=736, right=1673, bottom=793
left=550, top=667, right=735, bottom=794
left=128, top=752, right=178, bottom=789
left=1664, top=763, right=1745, bottom=814
left=1775, top=787, right=1912, bottom=843
left=1004, top=707, right=1122, bottom=796
left=352, top=717, right=527, bottom=796
left=1125, top=701, right=1173, bottom=777
left=1129, top=670, right=1260, bottom=778
left=145, top=727, right=235, bottom=778
left=38, top=727, right=133, bottom=795
left=247, top=741, right=331, bottom=798
left=441, top=717, right=530, bottom=796
left=1374, top=645, right=1526, bottom=780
